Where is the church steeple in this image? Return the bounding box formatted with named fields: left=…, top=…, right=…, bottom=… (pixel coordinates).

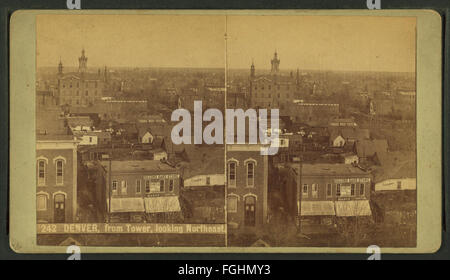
left=58, top=57, right=63, bottom=75
left=270, top=50, right=280, bottom=74
left=250, top=59, right=255, bottom=79
left=78, top=48, right=88, bottom=73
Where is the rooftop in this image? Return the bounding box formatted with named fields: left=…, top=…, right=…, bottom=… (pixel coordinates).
left=100, top=160, right=178, bottom=173
left=301, top=163, right=370, bottom=176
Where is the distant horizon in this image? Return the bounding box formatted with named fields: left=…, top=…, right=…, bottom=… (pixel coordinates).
left=37, top=65, right=415, bottom=74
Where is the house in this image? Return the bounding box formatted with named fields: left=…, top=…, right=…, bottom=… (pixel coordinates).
left=137, top=124, right=167, bottom=144
left=329, top=127, right=370, bottom=148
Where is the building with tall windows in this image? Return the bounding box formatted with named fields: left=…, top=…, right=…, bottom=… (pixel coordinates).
left=283, top=163, right=372, bottom=230
left=36, top=109, right=79, bottom=223
left=226, top=144, right=269, bottom=231
left=101, top=160, right=181, bottom=223
left=56, top=49, right=106, bottom=107
left=248, top=51, right=300, bottom=110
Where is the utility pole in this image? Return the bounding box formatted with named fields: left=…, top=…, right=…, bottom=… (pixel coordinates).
left=296, top=156, right=303, bottom=235
left=108, top=142, right=113, bottom=222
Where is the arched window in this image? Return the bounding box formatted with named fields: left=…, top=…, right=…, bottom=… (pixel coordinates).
left=228, top=161, right=237, bottom=187
left=36, top=193, right=48, bottom=211
left=37, top=160, right=46, bottom=186
left=244, top=196, right=256, bottom=226
left=246, top=162, right=254, bottom=187
left=227, top=195, right=238, bottom=213
left=56, top=160, right=64, bottom=185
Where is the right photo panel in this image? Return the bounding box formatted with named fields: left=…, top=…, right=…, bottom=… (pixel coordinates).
left=225, top=15, right=417, bottom=247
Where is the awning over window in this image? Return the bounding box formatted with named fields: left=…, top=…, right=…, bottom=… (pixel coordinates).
left=110, top=197, right=145, bottom=213
left=301, top=201, right=336, bottom=216
left=335, top=200, right=372, bottom=217
left=144, top=196, right=181, bottom=213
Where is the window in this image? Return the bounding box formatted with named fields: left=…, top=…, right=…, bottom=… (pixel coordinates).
left=121, top=180, right=127, bottom=194
left=112, top=181, right=118, bottom=195
left=38, top=160, right=45, bottom=186
left=351, top=184, right=355, bottom=196
left=85, top=90, right=88, bottom=96
left=145, top=180, right=150, bottom=193
left=247, top=162, right=254, bottom=187
left=227, top=196, right=238, bottom=213
left=228, top=162, right=236, bottom=187
left=360, top=183, right=365, bottom=196
left=159, top=180, right=165, bottom=192
left=327, top=184, right=332, bottom=197
left=336, top=184, right=341, bottom=197
left=206, top=177, right=210, bottom=185
left=302, top=184, right=308, bottom=198
left=37, top=194, right=47, bottom=211
left=312, top=184, right=318, bottom=198
left=136, top=180, right=141, bottom=194
left=56, top=160, right=63, bottom=185
left=89, top=137, right=93, bottom=143
left=169, top=179, right=174, bottom=192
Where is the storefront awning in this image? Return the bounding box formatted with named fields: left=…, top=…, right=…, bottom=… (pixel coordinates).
left=301, top=201, right=336, bottom=216
left=144, top=196, right=181, bottom=213
left=335, top=200, right=372, bottom=217
left=110, top=197, right=145, bottom=213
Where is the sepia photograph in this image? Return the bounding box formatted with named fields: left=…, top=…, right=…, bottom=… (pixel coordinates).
left=35, top=14, right=227, bottom=247
left=225, top=15, right=417, bottom=247
left=8, top=10, right=442, bottom=253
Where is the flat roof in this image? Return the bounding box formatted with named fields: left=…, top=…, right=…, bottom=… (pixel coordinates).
left=100, top=160, right=177, bottom=173
left=301, top=163, right=370, bottom=176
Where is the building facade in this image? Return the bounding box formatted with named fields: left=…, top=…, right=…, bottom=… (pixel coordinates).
left=57, top=49, right=106, bottom=107
left=286, top=163, right=372, bottom=229
left=36, top=135, right=79, bottom=223
left=249, top=52, right=300, bottom=111
left=102, top=160, right=181, bottom=222
left=226, top=144, right=268, bottom=231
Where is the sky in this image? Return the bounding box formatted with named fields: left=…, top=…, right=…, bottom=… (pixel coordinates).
left=227, top=15, right=416, bottom=72
left=37, top=14, right=416, bottom=72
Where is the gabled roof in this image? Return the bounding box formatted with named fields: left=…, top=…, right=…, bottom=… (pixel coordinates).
left=137, top=124, right=168, bottom=139
left=329, top=127, right=370, bottom=142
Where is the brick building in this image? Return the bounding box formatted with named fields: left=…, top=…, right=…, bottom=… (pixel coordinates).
left=36, top=109, right=79, bottom=223
left=226, top=144, right=268, bottom=231
left=284, top=163, right=372, bottom=229
left=101, top=160, right=181, bottom=222
left=57, top=49, right=106, bottom=107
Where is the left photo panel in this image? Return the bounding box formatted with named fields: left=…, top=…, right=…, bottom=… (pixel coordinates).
left=35, top=14, right=227, bottom=247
